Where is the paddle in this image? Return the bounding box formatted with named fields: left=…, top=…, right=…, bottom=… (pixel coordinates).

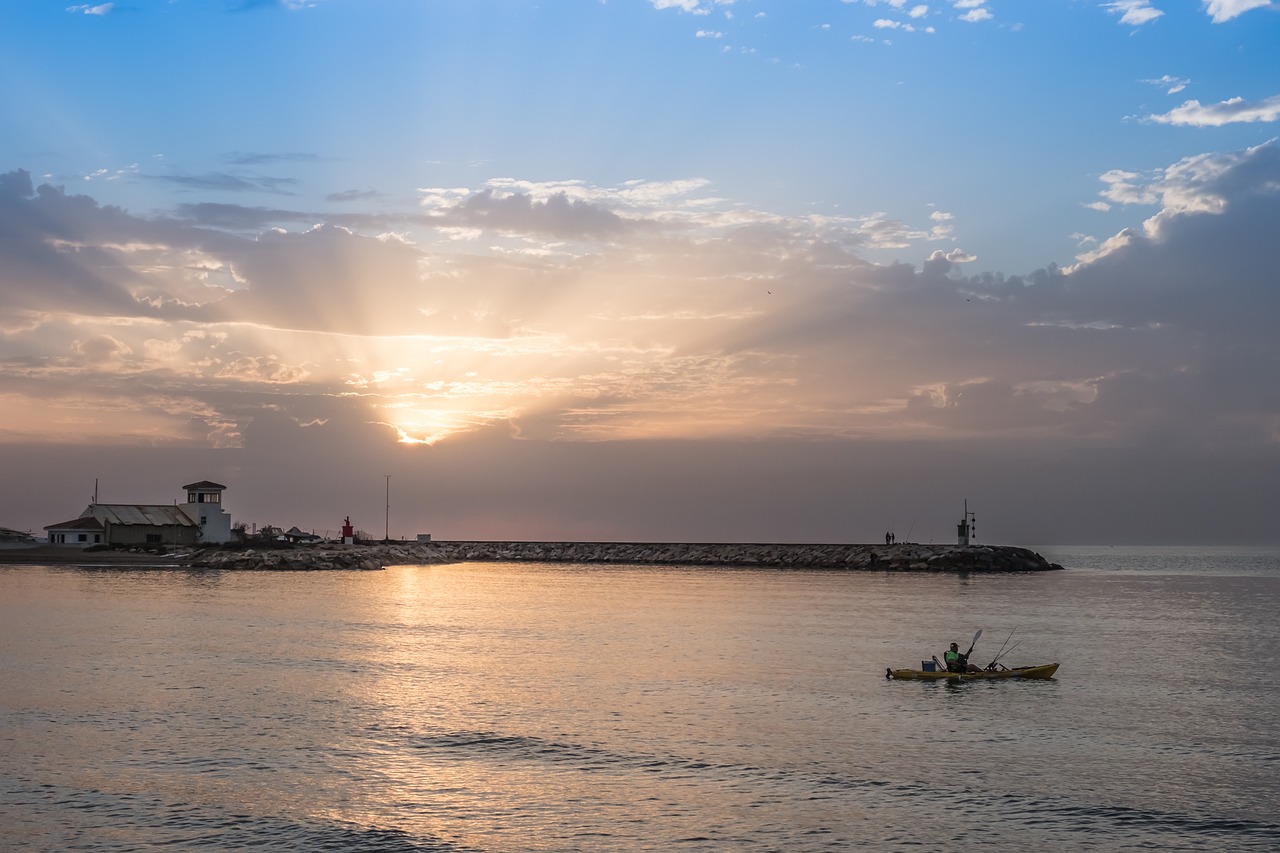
left=960, top=628, right=981, bottom=671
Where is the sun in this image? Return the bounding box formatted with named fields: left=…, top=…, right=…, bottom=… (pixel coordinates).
left=380, top=403, right=516, bottom=447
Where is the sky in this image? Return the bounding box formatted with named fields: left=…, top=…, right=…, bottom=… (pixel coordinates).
left=2, top=0, right=1279, bottom=546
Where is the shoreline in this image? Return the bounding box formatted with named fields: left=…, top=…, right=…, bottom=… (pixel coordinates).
left=0, top=541, right=1065, bottom=572
left=0, top=545, right=185, bottom=566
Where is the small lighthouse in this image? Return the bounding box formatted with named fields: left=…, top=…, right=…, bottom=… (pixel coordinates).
left=957, top=500, right=976, bottom=545
left=341, top=515, right=355, bottom=545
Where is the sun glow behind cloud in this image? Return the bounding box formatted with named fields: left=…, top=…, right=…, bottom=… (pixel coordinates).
left=5, top=135, right=1280, bottom=460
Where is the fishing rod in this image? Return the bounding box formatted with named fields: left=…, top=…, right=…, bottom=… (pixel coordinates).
left=988, top=640, right=1023, bottom=670
left=986, top=626, right=1017, bottom=669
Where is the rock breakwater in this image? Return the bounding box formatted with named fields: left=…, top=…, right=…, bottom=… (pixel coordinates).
left=428, top=541, right=1062, bottom=571
left=185, top=542, right=434, bottom=571
left=183, top=541, right=1062, bottom=572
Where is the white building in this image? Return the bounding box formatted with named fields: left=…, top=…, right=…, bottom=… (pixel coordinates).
left=180, top=480, right=233, bottom=544
left=46, top=505, right=196, bottom=547
left=44, top=517, right=106, bottom=547
left=44, top=479, right=235, bottom=547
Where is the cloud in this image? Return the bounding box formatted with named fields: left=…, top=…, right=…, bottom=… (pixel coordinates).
left=1147, top=94, right=1280, bottom=126
left=952, top=1, right=991, bottom=22
left=4, top=140, right=1280, bottom=542
left=1203, top=0, right=1277, bottom=23
left=1087, top=138, right=1280, bottom=243
left=231, top=0, right=320, bottom=11
left=66, top=4, right=113, bottom=15
left=151, top=172, right=300, bottom=194
left=0, top=170, right=215, bottom=321
left=326, top=189, right=382, bottom=203
left=429, top=189, right=636, bottom=240
left=72, top=334, right=132, bottom=363
left=928, top=247, right=976, bottom=264
left=1143, top=75, right=1190, bottom=95
left=650, top=0, right=713, bottom=13
left=1103, top=0, right=1163, bottom=26
left=4, top=139, right=1279, bottom=477
left=872, top=17, right=932, bottom=32
left=172, top=202, right=310, bottom=230
left=206, top=224, right=444, bottom=336
left=216, top=353, right=309, bottom=383
left=222, top=152, right=323, bottom=166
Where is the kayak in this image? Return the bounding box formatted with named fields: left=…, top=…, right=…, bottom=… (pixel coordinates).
left=885, top=662, right=1060, bottom=681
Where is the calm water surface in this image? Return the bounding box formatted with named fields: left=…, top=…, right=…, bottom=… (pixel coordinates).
left=2, top=547, right=1278, bottom=851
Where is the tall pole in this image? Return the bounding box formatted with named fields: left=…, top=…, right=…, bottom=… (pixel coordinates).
left=960, top=499, right=976, bottom=545
left=385, top=474, right=390, bottom=542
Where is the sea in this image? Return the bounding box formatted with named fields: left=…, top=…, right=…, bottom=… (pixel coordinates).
left=2, top=545, right=1278, bottom=852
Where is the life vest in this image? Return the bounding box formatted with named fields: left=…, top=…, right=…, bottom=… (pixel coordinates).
left=944, top=649, right=962, bottom=671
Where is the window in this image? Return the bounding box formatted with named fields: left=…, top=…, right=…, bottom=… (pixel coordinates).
left=77, top=533, right=87, bottom=542
left=146, top=534, right=161, bottom=544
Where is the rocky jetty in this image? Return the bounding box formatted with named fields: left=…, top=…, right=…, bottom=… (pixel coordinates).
left=184, top=542, right=436, bottom=571
left=428, top=541, right=1061, bottom=571
left=182, top=541, right=1062, bottom=572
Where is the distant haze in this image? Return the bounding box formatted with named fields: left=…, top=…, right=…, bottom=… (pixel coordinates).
left=2, top=2, right=1278, bottom=545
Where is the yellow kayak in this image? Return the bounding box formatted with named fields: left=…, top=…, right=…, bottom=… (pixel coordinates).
left=886, top=662, right=1060, bottom=681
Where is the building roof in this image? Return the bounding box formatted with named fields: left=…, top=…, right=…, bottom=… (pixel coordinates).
left=86, top=504, right=197, bottom=527
left=182, top=480, right=227, bottom=491
left=1, top=526, right=38, bottom=541
left=45, top=516, right=106, bottom=532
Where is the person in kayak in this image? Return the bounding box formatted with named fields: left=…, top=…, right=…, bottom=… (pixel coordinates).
left=944, top=642, right=981, bottom=672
